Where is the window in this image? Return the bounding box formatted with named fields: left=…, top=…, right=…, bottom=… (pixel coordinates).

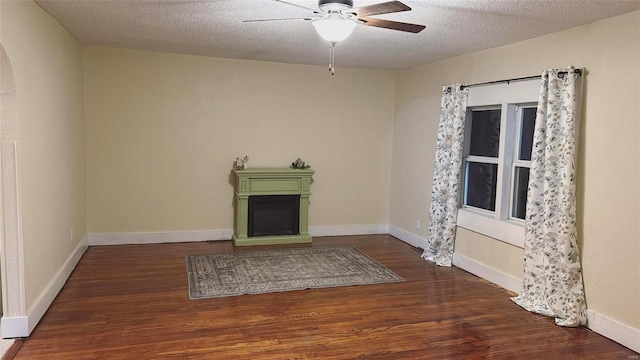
left=462, top=104, right=537, bottom=219
left=456, top=80, right=540, bottom=248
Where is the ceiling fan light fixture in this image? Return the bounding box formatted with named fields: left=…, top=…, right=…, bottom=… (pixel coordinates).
left=312, top=13, right=357, bottom=43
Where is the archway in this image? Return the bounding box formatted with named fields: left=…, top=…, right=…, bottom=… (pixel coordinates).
left=0, top=43, right=27, bottom=338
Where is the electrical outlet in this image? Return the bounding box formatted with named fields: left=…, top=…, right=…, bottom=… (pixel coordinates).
left=416, top=220, right=421, bottom=231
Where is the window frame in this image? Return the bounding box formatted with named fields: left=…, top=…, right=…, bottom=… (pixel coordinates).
left=456, top=80, right=540, bottom=249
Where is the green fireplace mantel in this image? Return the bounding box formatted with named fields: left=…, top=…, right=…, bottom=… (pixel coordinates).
left=232, top=167, right=315, bottom=246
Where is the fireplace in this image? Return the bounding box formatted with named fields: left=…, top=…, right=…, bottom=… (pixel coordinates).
left=248, top=195, right=300, bottom=237
left=232, top=167, right=314, bottom=246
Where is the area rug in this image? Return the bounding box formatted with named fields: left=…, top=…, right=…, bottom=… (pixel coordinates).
left=185, top=246, right=404, bottom=299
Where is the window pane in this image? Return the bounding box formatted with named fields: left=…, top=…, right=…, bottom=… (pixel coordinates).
left=469, top=109, right=501, bottom=157
left=519, top=107, right=536, bottom=161
left=465, top=162, right=498, bottom=211
left=512, top=167, right=530, bottom=220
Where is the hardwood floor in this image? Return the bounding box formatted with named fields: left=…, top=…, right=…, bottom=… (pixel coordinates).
left=14, top=235, right=637, bottom=359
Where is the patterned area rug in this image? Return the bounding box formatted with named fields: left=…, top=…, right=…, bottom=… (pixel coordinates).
left=185, top=246, right=404, bottom=299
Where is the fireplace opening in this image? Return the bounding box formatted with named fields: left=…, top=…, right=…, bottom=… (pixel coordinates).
left=248, top=195, right=300, bottom=237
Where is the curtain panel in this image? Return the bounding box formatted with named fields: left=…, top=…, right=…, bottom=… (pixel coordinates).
left=423, top=85, right=468, bottom=267
left=512, top=68, right=587, bottom=327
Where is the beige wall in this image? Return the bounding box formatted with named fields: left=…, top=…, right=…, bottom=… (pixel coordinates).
left=84, top=47, right=395, bottom=233
left=0, top=1, right=87, bottom=309
left=390, top=11, right=640, bottom=329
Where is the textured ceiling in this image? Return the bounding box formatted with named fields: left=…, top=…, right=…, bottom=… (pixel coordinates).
left=36, top=0, right=640, bottom=70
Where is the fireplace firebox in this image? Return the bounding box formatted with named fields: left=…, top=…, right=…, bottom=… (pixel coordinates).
left=232, top=167, right=314, bottom=246
left=248, top=195, right=300, bottom=237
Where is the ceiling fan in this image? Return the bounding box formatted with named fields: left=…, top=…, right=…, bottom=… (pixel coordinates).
left=244, top=0, right=425, bottom=75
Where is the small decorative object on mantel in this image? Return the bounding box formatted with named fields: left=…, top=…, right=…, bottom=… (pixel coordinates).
left=234, top=155, right=250, bottom=170
left=290, top=158, right=310, bottom=169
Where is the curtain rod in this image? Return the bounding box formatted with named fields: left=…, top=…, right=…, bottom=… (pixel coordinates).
left=459, top=68, right=582, bottom=90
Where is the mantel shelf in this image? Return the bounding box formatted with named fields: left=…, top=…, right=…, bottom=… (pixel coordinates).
left=233, top=167, right=315, bottom=176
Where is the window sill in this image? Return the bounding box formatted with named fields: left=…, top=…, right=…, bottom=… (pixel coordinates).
left=456, top=208, right=525, bottom=248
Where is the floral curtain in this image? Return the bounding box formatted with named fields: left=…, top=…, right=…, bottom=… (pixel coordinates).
left=422, top=84, right=468, bottom=266
left=511, top=68, right=587, bottom=327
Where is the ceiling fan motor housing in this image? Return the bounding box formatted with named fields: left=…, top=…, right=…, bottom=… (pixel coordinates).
left=319, top=0, right=354, bottom=12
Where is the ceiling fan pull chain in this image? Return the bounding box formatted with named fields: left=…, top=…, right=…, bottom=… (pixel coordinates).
left=329, top=42, right=336, bottom=75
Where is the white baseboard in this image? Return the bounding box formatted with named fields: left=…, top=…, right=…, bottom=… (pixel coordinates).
left=309, top=224, right=388, bottom=237
left=587, top=309, right=640, bottom=353
left=451, top=253, right=522, bottom=294
left=89, top=229, right=233, bottom=246
left=88, top=225, right=389, bottom=246
left=1, top=235, right=89, bottom=339
left=388, top=226, right=522, bottom=293
left=389, top=225, right=522, bottom=293
left=387, top=225, right=428, bottom=249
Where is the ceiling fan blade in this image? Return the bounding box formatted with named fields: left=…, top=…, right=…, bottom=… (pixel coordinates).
left=352, top=1, right=411, bottom=17
left=358, top=17, right=425, bottom=33
left=273, top=0, right=322, bottom=15
left=244, top=17, right=316, bottom=23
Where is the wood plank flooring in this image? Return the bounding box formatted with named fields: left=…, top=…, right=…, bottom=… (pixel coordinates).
left=14, top=235, right=638, bottom=359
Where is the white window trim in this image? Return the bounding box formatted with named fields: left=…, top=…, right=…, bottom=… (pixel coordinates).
left=456, top=79, right=540, bottom=249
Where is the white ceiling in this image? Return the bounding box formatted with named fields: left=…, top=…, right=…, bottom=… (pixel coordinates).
left=35, top=0, right=640, bottom=70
